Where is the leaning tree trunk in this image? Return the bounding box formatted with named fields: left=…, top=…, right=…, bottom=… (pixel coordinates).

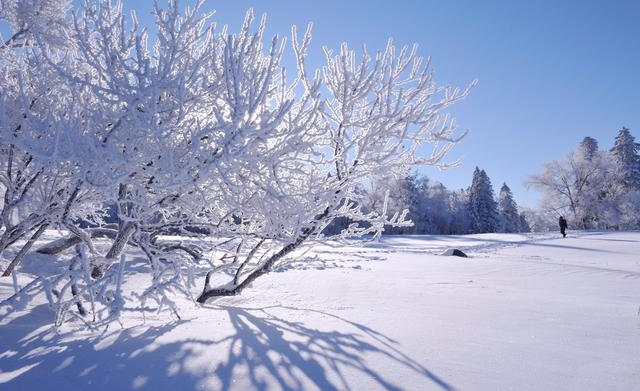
left=196, top=207, right=331, bottom=303
left=2, top=223, right=49, bottom=277
left=91, top=223, right=136, bottom=278
left=1, top=182, right=85, bottom=277
left=36, top=228, right=118, bottom=255
left=196, top=235, right=307, bottom=302
left=0, top=215, right=43, bottom=257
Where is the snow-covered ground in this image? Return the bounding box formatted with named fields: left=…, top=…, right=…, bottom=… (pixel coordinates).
left=1, top=231, right=639, bottom=391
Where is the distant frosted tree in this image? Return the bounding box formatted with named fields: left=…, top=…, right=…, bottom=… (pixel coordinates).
left=468, top=167, right=499, bottom=233
left=423, top=180, right=456, bottom=234
left=368, top=174, right=447, bottom=235
left=497, top=183, right=520, bottom=233
left=608, top=127, right=640, bottom=228
left=367, top=174, right=419, bottom=235
left=529, top=138, right=616, bottom=229
left=616, top=190, right=640, bottom=229
left=610, top=127, right=640, bottom=190
left=518, top=212, right=531, bottom=233
left=519, top=208, right=555, bottom=232
left=579, top=136, right=599, bottom=161
left=401, top=175, right=429, bottom=235
left=449, top=189, right=473, bottom=234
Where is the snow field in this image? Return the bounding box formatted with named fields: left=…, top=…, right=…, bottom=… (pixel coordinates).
left=1, top=231, right=639, bottom=390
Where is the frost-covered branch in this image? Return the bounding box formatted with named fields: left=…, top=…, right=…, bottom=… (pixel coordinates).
left=1, top=0, right=474, bottom=321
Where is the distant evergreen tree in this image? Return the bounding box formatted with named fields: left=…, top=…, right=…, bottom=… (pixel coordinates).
left=579, top=136, right=599, bottom=161
left=497, top=183, right=520, bottom=232
left=610, top=127, right=640, bottom=190
left=448, top=189, right=473, bottom=234
left=423, top=181, right=455, bottom=234
left=468, top=167, right=499, bottom=233
left=401, top=175, right=423, bottom=235
left=518, top=212, right=531, bottom=233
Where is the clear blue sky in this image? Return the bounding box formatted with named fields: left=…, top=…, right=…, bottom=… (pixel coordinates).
left=7, top=1, right=640, bottom=208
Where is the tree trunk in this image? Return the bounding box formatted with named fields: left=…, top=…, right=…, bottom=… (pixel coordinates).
left=36, top=228, right=118, bottom=255
left=197, top=232, right=312, bottom=302
left=197, top=207, right=331, bottom=303
left=91, top=223, right=136, bottom=278
left=2, top=223, right=49, bottom=277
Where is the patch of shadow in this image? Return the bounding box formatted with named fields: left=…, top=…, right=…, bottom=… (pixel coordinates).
left=274, top=252, right=385, bottom=272
left=524, top=241, right=621, bottom=254
left=586, top=238, right=640, bottom=243
left=0, top=304, right=457, bottom=391
left=205, top=305, right=457, bottom=391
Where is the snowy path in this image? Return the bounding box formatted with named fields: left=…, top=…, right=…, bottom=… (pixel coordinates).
left=0, top=231, right=639, bottom=390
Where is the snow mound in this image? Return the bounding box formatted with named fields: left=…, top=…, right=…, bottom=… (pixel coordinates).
left=440, top=248, right=468, bottom=257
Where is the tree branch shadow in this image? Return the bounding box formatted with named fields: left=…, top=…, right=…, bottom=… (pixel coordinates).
left=0, top=304, right=456, bottom=391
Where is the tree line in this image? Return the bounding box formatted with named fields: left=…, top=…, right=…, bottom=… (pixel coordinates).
left=326, top=167, right=531, bottom=236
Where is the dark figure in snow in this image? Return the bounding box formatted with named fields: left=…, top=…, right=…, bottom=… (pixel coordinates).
left=559, top=216, right=568, bottom=238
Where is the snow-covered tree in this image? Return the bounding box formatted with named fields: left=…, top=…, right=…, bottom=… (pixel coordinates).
left=467, top=167, right=499, bottom=233
left=363, top=172, right=524, bottom=235
left=615, top=190, right=640, bottom=229
left=610, top=127, right=640, bottom=190
left=529, top=139, right=613, bottom=229
left=196, top=25, right=475, bottom=302
left=1, top=0, right=475, bottom=316
left=364, top=174, right=470, bottom=235
left=497, top=183, right=520, bottom=233
left=518, top=212, right=531, bottom=233
left=367, top=174, right=427, bottom=235
left=448, top=189, right=473, bottom=234
left=530, top=129, right=640, bottom=230
left=578, top=136, right=598, bottom=161
left=422, top=180, right=456, bottom=234
left=57, top=0, right=236, bottom=278
left=519, top=207, right=554, bottom=232
left=607, top=127, right=640, bottom=228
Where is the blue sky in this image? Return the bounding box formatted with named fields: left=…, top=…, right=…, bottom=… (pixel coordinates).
left=6, top=1, right=640, bottom=207
left=198, top=0, right=638, bottom=208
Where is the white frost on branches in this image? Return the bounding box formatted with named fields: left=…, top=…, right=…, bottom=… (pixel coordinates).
left=0, top=0, right=474, bottom=323
left=529, top=130, right=640, bottom=229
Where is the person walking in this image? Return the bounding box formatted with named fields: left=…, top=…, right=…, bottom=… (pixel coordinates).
left=558, top=216, right=568, bottom=238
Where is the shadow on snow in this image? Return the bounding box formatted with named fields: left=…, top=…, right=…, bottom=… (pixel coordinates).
left=0, top=304, right=456, bottom=391
left=366, top=232, right=623, bottom=255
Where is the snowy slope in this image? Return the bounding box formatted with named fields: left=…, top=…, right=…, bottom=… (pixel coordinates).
left=1, top=231, right=639, bottom=391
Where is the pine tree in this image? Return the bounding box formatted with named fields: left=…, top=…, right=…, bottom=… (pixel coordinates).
left=579, top=136, right=599, bottom=161
left=497, top=183, right=520, bottom=233
left=610, top=127, right=640, bottom=190
left=468, top=167, right=499, bottom=233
